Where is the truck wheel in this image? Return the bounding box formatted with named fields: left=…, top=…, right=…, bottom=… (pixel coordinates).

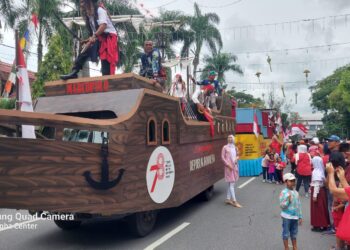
left=54, top=219, right=82, bottom=230
left=127, top=211, right=157, bottom=237
left=200, top=185, right=214, bottom=201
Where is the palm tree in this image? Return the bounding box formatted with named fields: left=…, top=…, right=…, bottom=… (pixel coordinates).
left=200, top=51, right=243, bottom=87
left=10, top=0, right=64, bottom=71
left=0, top=0, right=22, bottom=41
left=180, top=3, right=222, bottom=77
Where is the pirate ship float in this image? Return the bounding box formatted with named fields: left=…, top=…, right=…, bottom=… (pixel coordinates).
left=0, top=73, right=235, bottom=236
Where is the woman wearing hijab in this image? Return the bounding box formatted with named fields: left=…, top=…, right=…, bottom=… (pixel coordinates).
left=221, top=135, right=242, bottom=208
left=310, top=156, right=330, bottom=231
left=294, top=144, right=312, bottom=197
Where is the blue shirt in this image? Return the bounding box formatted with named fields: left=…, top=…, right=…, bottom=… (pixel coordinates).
left=279, top=188, right=303, bottom=220
left=198, top=79, right=222, bottom=94
left=140, top=49, right=161, bottom=78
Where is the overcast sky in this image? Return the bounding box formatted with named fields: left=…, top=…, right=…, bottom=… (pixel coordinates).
left=1, top=0, right=350, bottom=118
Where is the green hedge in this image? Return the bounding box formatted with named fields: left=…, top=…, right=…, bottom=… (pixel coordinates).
left=0, top=98, right=16, bottom=110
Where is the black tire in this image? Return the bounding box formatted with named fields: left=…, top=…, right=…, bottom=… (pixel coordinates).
left=54, top=219, right=82, bottom=230
left=200, top=185, right=214, bottom=201
left=127, top=211, right=157, bottom=237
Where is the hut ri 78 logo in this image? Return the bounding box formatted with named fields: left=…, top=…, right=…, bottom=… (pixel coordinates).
left=146, top=146, right=175, bottom=204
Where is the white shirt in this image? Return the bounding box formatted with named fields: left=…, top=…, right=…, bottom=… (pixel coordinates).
left=170, top=81, right=186, bottom=98
left=97, top=7, right=117, bottom=34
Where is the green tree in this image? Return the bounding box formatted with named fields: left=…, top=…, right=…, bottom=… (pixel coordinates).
left=32, top=35, right=72, bottom=98
left=200, top=51, right=243, bottom=88
left=311, top=64, right=350, bottom=139
left=311, top=65, right=349, bottom=113
left=181, top=3, right=222, bottom=76
left=226, top=88, right=265, bottom=108
left=0, top=98, right=15, bottom=109
left=13, top=0, right=65, bottom=71
left=289, top=112, right=301, bottom=124
left=329, top=70, right=350, bottom=113
left=0, top=0, right=18, bottom=27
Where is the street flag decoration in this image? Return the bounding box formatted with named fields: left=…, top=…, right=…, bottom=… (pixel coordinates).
left=17, top=40, right=36, bottom=139
left=3, top=13, right=38, bottom=98
left=253, top=110, right=260, bottom=138
left=291, top=123, right=308, bottom=137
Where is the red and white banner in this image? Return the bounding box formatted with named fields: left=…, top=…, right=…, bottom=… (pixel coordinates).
left=17, top=41, right=36, bottom=139
left=253, top=111, right=260, bottom=138
left=291, top=123, right=308, bottom=137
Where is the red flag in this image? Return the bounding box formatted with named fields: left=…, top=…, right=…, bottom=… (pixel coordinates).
left=31, top=13, right=39, bottom=29
left=17, top=40, right=36, bottom=139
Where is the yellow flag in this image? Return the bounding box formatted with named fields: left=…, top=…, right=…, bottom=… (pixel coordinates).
left=20, top=38, right=26, bottom=49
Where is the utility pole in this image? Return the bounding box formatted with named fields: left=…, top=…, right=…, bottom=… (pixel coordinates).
left=186, top=47, right=190, bottom=100
left=15, top=29, right=20, bottom=137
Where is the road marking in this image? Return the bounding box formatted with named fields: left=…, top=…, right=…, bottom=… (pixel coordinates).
left=144, top=222, right=190, bottom=250
left=238, top=177, right=256, bottom=189
left=0, top=218, right=42, bottom=232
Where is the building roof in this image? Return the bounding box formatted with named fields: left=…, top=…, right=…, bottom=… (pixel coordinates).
left=0, top=61, right=36, bottom=83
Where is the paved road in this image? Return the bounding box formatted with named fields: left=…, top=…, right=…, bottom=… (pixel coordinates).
left=0, top=176, right=335, bottom=250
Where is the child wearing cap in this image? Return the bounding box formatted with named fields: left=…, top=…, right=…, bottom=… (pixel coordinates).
left=279, top=173, right=303, bottom=250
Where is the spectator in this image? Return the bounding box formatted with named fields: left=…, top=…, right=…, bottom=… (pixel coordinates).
left=294, top=145, right=312, bottom=197
left=279, top=173, right=303, bottom=250
left=221, top=135, right=242, bottom=208
left=326, top=165, right=350, bottom=249
left=310, top=156, right=329, bottom=231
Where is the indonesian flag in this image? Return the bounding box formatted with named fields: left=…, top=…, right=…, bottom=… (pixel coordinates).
left=253, top=111, right=260, bottom=138
left=291, top=124, right=308, bottom=137
left=17, top=41, right=36, bottom=139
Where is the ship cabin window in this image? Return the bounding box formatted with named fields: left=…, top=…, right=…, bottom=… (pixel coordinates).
left=147, top=117, right=157, bottom=145
left=41, top=126, right=56, bottom=139
left=63, top=128, right=107, bottom=144
left=162, top=119, right=170, bottom=144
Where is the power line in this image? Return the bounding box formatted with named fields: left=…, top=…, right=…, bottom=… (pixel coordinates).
left=153, top=0, right=179, bottom=9
left=245, top=56, right=350, bottom=66
left=234, top=41, right=350, bottom=55
left=221, top=13, right=350, bottom=30
left=0, top=43, right=38, bottom=55
left=187, top=0, right=243, bottom=9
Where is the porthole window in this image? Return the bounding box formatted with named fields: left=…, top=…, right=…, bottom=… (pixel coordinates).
left=147, top=117, right=157, bottom=145
left=162, top=119, right=170, bottom=144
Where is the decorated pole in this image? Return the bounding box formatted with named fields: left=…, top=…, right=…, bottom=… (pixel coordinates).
left=15, top=29, right=20, bottom=137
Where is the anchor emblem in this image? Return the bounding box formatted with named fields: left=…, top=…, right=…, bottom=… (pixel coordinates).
left=84, top=136, right=125, bottom=190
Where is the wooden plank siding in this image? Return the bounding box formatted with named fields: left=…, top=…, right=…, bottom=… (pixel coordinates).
left=0, top=76, right=235, bottom=215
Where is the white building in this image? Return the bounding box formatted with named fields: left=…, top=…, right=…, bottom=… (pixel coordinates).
left=298, top=114, right=324, bottom=138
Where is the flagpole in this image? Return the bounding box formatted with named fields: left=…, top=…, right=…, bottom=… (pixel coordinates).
left=15, top=29, right=20, bottom=137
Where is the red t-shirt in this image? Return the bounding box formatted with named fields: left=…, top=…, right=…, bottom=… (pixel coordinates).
left=322, top=155, right=330, bottom=166
left=296, top=153, right=312, bottom=176
left=270, top=140, right=282, bottom=154
left=346, top=186, right=350, bottom=200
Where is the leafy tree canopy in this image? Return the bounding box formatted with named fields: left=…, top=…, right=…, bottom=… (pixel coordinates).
left=32, top=35, right=72, bottom=99
left=226, top=88, right=265, bottom=108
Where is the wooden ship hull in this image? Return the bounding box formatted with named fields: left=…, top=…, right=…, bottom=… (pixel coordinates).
left=0, top=73, right=235, bottom=221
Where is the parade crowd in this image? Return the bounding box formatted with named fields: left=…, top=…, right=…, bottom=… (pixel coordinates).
left=270, top=136, right=349, bottom=250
